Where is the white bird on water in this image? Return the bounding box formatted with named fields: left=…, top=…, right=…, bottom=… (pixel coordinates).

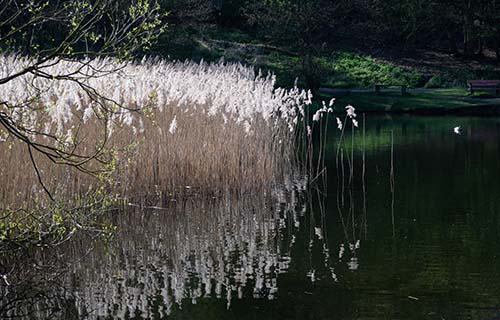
left=453, top=126, right=462, bottom=135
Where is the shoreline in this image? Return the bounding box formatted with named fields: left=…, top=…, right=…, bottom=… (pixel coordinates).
left=359, top=105, right=500, bottom=116
left=319, top=87, right=500, bottom=116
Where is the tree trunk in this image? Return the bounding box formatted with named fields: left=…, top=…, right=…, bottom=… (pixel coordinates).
left=463, top=26, right=475, bottom=56
left=476, top=37, right=483, bottom=56
left=463, top=0, right=475, bottom=57
left=447, top=30, right=458, bottom=54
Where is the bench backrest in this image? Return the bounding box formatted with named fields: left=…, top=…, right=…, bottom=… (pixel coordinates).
left=467, top=80, right=500, bottom=86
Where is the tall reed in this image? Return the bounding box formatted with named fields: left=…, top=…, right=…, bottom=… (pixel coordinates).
left=0, top=55, right=311, bottom=209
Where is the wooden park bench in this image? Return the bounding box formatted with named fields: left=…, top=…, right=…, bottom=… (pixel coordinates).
left=374, top=84, right=408, bottom=96
left=467, top=80, right=500, bottom=95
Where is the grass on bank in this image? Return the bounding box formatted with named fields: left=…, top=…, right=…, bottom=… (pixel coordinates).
left=152, top=26, right=425, bottom=89
left=321, top=89, right=500, bottom=113
left=321, top=52, right=423, bottom=89
left=153, top=25, right=500, bottom=91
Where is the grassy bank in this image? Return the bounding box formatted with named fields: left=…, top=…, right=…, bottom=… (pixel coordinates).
left=320, top=89, right=500, bottom=114
left=153, top=27, right=425, bottom=89
left=153, top=26, right=500, bottom=91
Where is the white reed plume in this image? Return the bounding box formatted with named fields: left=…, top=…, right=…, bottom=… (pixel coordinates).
left=0, top=54, right=308, bottom=139
left=312, top=110, right=322, bottom=122
left=0, top=54, right=313, bottom=205
left=345, top=105, right=358, bottom=128
left=312, top=101, right=329, bottom=122
left=168, top=115, right=177, bottom=135
left=336, top=117, right=343, bottom=131
left=345, top=105, right=356, bottom=118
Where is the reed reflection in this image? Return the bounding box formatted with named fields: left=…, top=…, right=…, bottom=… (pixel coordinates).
left=67, top=187, right=308, bottom=318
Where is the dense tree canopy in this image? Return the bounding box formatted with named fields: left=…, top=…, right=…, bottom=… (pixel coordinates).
left=160, top=0, right=500, bottom=63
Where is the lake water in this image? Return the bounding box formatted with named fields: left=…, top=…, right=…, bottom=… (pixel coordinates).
left=3, top=115, right=500, bottom=319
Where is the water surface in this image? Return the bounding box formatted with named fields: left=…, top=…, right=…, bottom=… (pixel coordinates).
left=3, top=115, right=500, bottom=320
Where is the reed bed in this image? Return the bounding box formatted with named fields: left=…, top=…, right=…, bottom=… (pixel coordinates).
left=0, top=55, right=311, bottom=208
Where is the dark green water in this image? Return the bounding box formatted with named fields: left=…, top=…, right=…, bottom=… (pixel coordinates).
left=4, top=115, right=500, bottom=319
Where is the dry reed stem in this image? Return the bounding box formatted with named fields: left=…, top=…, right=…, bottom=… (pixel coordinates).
left=0, top=56, right=306, bottom=210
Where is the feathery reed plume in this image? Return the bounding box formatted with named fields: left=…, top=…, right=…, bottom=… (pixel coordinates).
left=0, top=55, right=313, bottom=208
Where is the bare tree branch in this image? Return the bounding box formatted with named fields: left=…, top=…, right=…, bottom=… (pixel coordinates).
left=0, top=0, right=167, bottom=197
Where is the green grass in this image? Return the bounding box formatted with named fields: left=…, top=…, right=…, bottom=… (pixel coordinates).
left=152, top=26, right=428, bottom=89
left=204, top=27, right=258, bottom=44
left=321, top=89, right=500, bottom=112
left=265, top=51, right=426, bottom=89
left=152, top=26, right=500, bottom=92
left=321, top=52, right=424, bottom=89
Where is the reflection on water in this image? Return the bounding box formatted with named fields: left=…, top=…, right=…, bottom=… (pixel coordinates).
left=0, top=242, right=80, bottom=318
left=4, top=115, right=500, bottom=319
left=70, top=194, right=304, bottom=318
left=1, top=176, right=325, bottom=319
